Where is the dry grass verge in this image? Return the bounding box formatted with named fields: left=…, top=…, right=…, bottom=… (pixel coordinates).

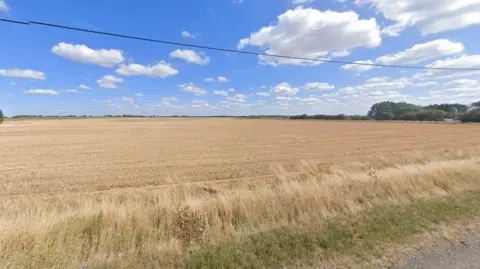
left=1, top=153, right=480, bottom=268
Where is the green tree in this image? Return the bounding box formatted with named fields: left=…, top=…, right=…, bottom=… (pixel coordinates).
left=0, top=109, right=3, bottom=124
left=415, top=110, right=447, bottom=121
left=379, top=112, right=394, bottom=120
left=367, top=101, right=396, bottom=119
left=471, top=101, right=480, bottom=108
left=459, top=111, right=480, bottom=122
left=368, top=101, right=421, bottom=120
left=424, top=103, right=468, bottom=113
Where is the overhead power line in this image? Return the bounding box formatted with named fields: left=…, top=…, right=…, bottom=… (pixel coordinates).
left=1, top=18, right=479, bottom=71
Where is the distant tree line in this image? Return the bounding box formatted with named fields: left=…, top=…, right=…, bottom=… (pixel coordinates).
left=288, top=101, right=480, bottom=123
left=3, top=101, right=480, bottom=123
left=289, top=114, right=370, bottom=120
left=366, top=101, right=480, bottom=122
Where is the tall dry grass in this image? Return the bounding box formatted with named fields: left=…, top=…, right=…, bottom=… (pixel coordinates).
left=1, top=150, right=480, bottom=268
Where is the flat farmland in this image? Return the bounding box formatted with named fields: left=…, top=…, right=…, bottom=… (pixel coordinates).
left=1, top=118, right=480, bottom=196
left=3, top=118, right=480, bottom=269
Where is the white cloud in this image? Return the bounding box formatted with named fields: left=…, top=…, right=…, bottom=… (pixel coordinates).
left=270, top=82, right=300, bottom=95
left=0, top=0, right=8, bottom=12
left=121, top=97, right=134, bottom=104
left=256, top=92, right=270, bottom=97
left=340, top=60, right=375, bottom=72
left=105, top=103, right=122, bottom=109
left=304, top=82, right=335, bottom=91
left=226, top=94, right=248, bottom=103
left=161, top=97, right=178, bottom=102
left=204, top=77, right=215, bottom=82
left=275, top=96, right=292, bottom=101
left=233, top=0, right=244, bottom=4
left=414, top=81, right=438, bottom=87
left=116, top=62, right=178, bottom=78
left=24, top=89, right=59, bottom=95
left=135, top=93, right=144, bottom=97
left=78, top=84, right=90, bottom=89
left=444, top=79, right=479, bottom=89
left=356, top=0, right=480, bottom=36
left=91, top=99, right=112, bottom=104
left=213, top=90, right=228, bottom=96
left=181, top=31, right=196, bottom=39
left=413, top=55, right=480, bottom=80
left=293, top=0, right=314, bottom=4
left=179, top=83, right=207, bottom=95
left=294, top=97, right=324, bottom=105
left=191, top=100, right=209, bottom=108
left=341, top=77, right=412, bottom=95
left=227, top=88, right=236, bottom=92
left=8, top=82, right=16, bottom=86
left=97, top=75, right=124, bottom=89
left=62, top=89, right=80, bottom=93
left=238, top=6, right=381, bottom=66
left=52, top=42, right=124, bottom=67
left=169, top=49, right=210, bottom=65
left=218, top=76, right=230, bottom=82
left=0, top=69, right=46, bottom=80
left=376, top=39, right=464, bottom=65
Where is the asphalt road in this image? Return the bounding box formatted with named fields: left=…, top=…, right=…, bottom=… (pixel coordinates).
left=395, top=236, right=480, bottom=269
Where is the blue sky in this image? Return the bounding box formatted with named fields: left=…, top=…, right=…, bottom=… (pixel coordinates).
left=2, top=0, right=480, bottom=116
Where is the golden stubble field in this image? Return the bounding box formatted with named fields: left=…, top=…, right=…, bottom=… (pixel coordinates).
left=2, top=118, right=480, bottom=268
left=2, top=118, right=480, bottom=196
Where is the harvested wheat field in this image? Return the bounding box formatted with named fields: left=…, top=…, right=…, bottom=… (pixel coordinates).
left=2, top=118, right=480, bottom=269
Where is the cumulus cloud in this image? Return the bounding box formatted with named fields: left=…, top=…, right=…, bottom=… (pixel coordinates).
left=97, top=75, right=124, bottom=89
left=227, top=88, right=236, bottom=92
left=376, top=39, right=464, bottom=65
left=256, top=92, right=270, bottom=97
left=414, top=81, right=438, bottom=87
left=269, top=82, right=300, bottom=95
left=169, top=49, right=210, bottom=65
left=226, top=94, right=248, bottom=103
left=0, top=69, right=46, bottom=80
left=356, top=0, right=480, bottom=36
left=135, top=93, right=144, bottom=97
left=52, top=42, right=124, bottom=67
left=121, top=97, right=134, bottom=104
left=413, top=55, right=480, bottom=80
left=161, top=97, right=178, bottom=102
left=342, top=40, right=464, bottom=73
left=293, top=0, right=314, bottom=4
left=116, top=62, right=178, bottom=78
left=341, top=76, right=411, bottom=94
left=179, top=83, right=207, bottom=95
left=204, top=76, right=229, bottom=82
left=238, top=6, right=381, bottom=66
left=0, top=0, right=9, bottom=12
left=78, top=84, right=90, bottom=89
left=304, top=82, right=335, bottom=91
left=62, top=89, right=80, bottom=93
left=213, top=90, right=228, bottom=96
left=218, top=76, right=230, bottom=82
left=340, top=60, right=375, bottom=72
left=444, top=79, right=479, bottom=89
left=24, top=89, right=59, bottom=95
left=181, top=31, right=196, bottom=39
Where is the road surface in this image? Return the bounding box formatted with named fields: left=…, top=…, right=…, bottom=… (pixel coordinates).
left=394, top=236, right=480, bottom=269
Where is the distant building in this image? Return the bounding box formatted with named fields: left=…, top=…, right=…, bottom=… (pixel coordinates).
left=443, top=118, right=460, bottom=123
